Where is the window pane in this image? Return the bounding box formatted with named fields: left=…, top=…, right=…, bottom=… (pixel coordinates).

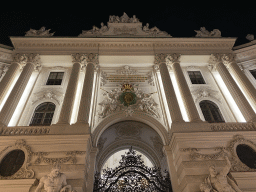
left=46, top=72, right=64, bottom=85
left=188, top=71, right=205, bottom=84
left=200, top=100, right=224, bottom=123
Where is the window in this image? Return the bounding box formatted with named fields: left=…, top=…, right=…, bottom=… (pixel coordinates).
left=250, top=69, right=256, bottom=79
left=30, top=102, right=56, bottom=126
left=187, top=71, right=206, bottom=84
left=0, top=150, right=25, bottom=177
left=46, top=72, right=64, bottom=85
left=236, top=144, right=256, bottom=169
left=199, top=100, right=224, bottom=123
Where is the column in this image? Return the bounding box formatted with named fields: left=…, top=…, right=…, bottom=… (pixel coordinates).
left=210, top=54, right=256, bottom=122
left=0, top=53, right=40, bottom=126
left=76, top=53, right=98, bottom=132
left=85, top=147, right=98, bottom=192
left=222, top=53, right=256, bottom=110
left=155, top=53, right=184, bottom=123
left=0, top=54, right=26, bottom=105
left=167, top=54, right=202, bottom=122
left=56, top=54, right=85, bottom=125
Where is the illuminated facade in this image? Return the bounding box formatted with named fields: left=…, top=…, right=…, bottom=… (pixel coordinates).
left=0, top=13, right=256, bottom=192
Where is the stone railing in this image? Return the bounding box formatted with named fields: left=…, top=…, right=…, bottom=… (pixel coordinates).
left=1, top=126, right=50, bottom=135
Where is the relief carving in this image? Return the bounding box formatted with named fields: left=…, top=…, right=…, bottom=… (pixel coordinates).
left=32, top=90, right=64, bottom=105
left=195, top=27, right=222, bottom=38
left=25, top=26, right=55, bottom=37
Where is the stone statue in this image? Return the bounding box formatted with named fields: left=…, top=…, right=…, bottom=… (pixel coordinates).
left=25, top=26, right=55, bottom=37
left=195, top=27, right=221, bottom=38
left=35, top=163, right=76, bottom=192
left=200, top=156, right=242, bottom=192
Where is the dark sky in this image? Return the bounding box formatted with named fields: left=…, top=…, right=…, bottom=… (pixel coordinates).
left=1, top=3, right=255, bottom=48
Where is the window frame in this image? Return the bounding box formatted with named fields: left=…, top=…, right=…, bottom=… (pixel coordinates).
left=29, top=102, right=56, bottom=126
left=199, top=100, right=225, bottom=123
left=187, top=70, right=206, bottom=85
left=45, top=72, right=65, bottom=86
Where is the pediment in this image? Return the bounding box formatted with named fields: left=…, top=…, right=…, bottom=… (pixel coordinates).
left=78, top=12, right=171, bottom=38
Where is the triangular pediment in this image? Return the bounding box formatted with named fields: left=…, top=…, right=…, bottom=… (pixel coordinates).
left=78, top=12, right=171, bottom=38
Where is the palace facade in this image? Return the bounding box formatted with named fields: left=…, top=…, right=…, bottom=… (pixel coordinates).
left=1, top=13, right=256, bottom=192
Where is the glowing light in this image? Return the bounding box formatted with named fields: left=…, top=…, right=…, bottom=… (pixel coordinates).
left=170, top=72, right=189, bottom=122
left=0, top=71, right=21, bottom=111
left=88, top=71, right=97, bottom=126
left=9, top=72, right=38, bottom=126
left=213, top=73, right=246, bottom=122
left=70, top=72, right=85, bottom=124
left=157, top=72, right=172, bottom=125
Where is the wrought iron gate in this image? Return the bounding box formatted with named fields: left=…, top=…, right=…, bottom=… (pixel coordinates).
left=93, top=147, right=172, bottom=192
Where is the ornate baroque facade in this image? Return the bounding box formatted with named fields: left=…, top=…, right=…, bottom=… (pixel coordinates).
left=1, top=13, right=256, bottom=191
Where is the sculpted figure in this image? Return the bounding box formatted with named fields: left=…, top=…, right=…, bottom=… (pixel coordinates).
left=200, top=156, right=242, bottom=192
left=35, top=164, right=76, bottom=192
left=25, top=26, right=54, bottom=36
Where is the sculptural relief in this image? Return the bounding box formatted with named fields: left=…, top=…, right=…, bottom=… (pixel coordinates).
left=35, top=163, right=76, bottom=192
left=195, top=27, right=221, bottom=38
left=25, top=27, right=55, bottom=37
left=200, top=156, right=242, bottom=192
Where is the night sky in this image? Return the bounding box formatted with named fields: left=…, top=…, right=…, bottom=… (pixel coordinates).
left=1, top=3, right=255, bottom=48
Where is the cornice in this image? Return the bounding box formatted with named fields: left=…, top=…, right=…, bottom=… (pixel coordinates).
left=10, top=37, right=236, bottom=55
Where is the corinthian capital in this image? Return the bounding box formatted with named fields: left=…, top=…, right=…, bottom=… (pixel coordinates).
left=166, top=53, right=181, bottom=65
left=71, top=53, right=86, bottom=64
left=154, top=53, right=167, bottom=65
left=25, top=53, right=40, bottom=64
left=85, top=53, right=99, bottom=65
left=209, top=53, right=222, bottom=65
left=221, top=53, right=236, bottom=66
left=12, top=53, right=27, bottom=66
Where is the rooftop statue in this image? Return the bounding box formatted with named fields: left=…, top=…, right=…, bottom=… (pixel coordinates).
left=200, top=156, right=242, bottom=192
left=195, top=27, right=221, bottom=37
left=35, top=163, right=76, bottom=192
left=25, top=26, right=55, bottom=37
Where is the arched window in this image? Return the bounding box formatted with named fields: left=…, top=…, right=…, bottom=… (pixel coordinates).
left=199, top=100, right=225, bottom=123
left=30, top=102, right=56, bottom=126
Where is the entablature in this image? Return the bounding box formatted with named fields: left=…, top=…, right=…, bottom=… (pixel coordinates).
left=10, top=37, right=236, bottom=55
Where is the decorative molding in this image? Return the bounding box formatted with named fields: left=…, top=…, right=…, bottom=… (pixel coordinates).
left=32, top=89, right=64, bottom=105
left=0, top=64, right=9, bottom=80
left=227, top=134, right=256, bottom=172
left=71, top=53, right=86, bottom=64
left=166, top=53, right=181, bottom=65
left=195, top=27, right=222, bottom=37
left=210, top=123, right=256, bottom=131
left=0, top=140, right=34, bottom=179
left=85, top=53, right=99, bottom=64
left=191, top=87, right=220, bottom=103
left=78, top=12, right=171, bottom=38
left=33, top=151, right=86, bottom=165
left=116, top=65, right=138, bottom=75
left=1, top=126, right=50, bottom=135
left=25, top=26, right=55, bottom=37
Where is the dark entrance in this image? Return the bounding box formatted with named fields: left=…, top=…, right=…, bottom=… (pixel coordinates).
left=93, top=147, right=172, bottom=192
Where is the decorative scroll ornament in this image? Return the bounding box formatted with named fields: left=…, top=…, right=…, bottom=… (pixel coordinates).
left=195, top=27, right=221, bottom=37
left=32, top=90, right=64, bottom=105
left=116, top=65, right=138, bottom=75
left=192, top=87, right=220, bottom=103
left=25, top=26, right=55, bottom=36
left=0, top=140, right=34, bottom=179
left=166, top=53, right=181, bottom=65
left=71, top=53, right=86, bottom=64
left=93, top=147, right=172, bottom=192
left=79, top=12, right=171, bottom=37
left=98, top=83, right=159, bottom=118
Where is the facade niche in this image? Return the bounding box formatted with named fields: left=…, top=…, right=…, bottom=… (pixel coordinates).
left=236, top=144, right=256, bottom=169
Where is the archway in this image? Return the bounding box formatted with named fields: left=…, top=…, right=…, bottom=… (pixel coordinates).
left=93, top=120, right=172, bottom=192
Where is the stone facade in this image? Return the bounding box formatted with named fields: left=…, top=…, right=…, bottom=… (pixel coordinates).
left=0, top=13, right=256, bottom=192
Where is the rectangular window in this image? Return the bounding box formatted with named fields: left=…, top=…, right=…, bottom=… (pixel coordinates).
left=46, top=72, right=64, bottom=85
left=187, top=71, right=206, bottom=84
left=250, top=69, right=256, bottom=79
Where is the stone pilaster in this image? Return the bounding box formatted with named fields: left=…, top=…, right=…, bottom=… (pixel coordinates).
left=222, top=53, right=256, bottom=111
left=0, top=53, right=41, bottom=126
left=209, top=54, right=256, bottom=122
left=0, top=54, right=26, bottom=106
left=167, top=53, right=202, bottom=122
left=56, top=53, right=85, bottom=125
left=75, top=53, right=98, bottom=132
left=155, top=53, right=184, bottom=123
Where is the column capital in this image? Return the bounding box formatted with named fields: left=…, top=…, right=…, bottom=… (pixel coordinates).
left=154, top=53, right=167, bottom=65
left=71, top=53, right=86, bottom=64
left=221, top=53, right=236, bottom=68
left=166, top=53, right=181, bottom=66
left=12, top=53, right=27, bottom=66
left=24, top=53, right=41, bottom=71
left=85, top=53, right=99, bottom=65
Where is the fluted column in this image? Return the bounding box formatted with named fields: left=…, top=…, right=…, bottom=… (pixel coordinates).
left=0, top=53, right=40, bottom=126
left=0, top=54, right=26, bottom=106
left=76, top=53, right=98, bottom=132
left=222, top=53, right=256, bottom=110
left=167, top=54, right=202, bottom=122
left=210, top=54, right=256, bottom=122
left=155, top=53, right=184, bottom=123
left=56, top=54, right=85, bottom=125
